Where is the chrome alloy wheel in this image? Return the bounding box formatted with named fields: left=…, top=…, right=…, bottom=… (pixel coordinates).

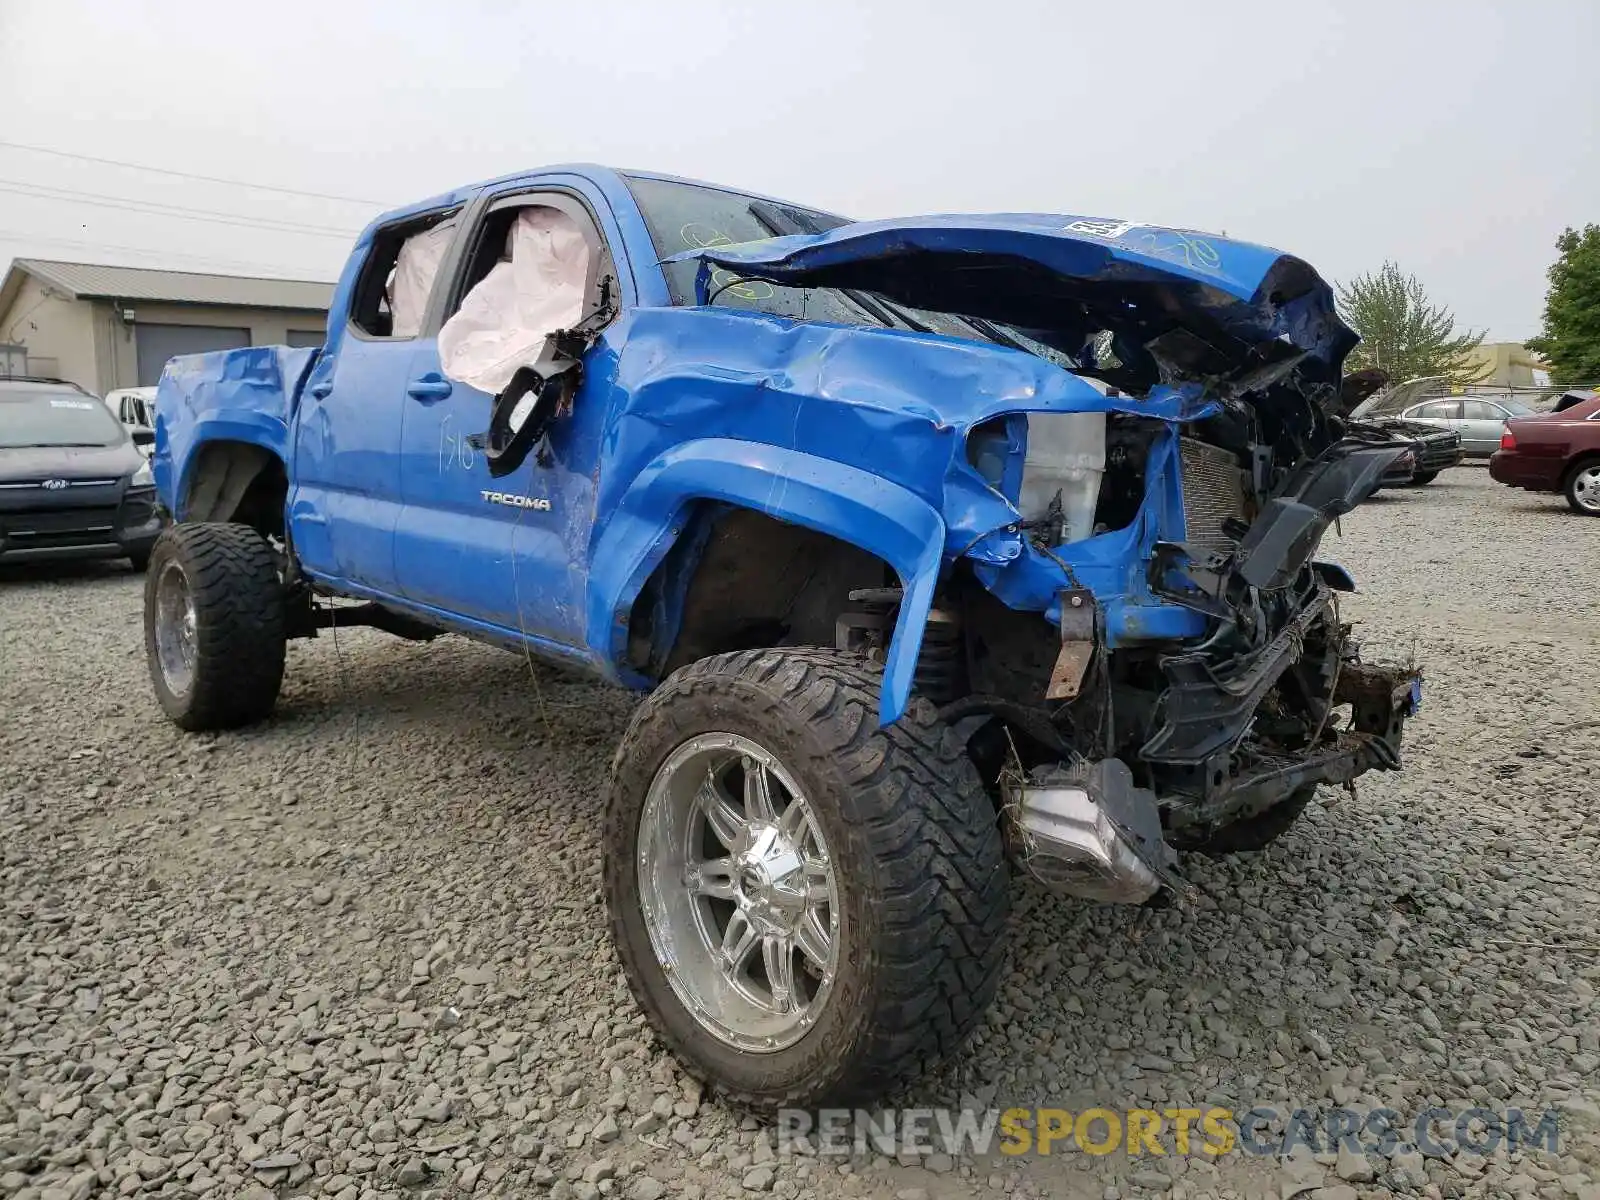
left=153, top=559, right=197, bottom=696
left=1571, top=465, right=1600, bottom=513
left=636, top=733, right=840, bottom=1052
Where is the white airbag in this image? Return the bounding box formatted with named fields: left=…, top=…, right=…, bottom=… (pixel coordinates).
left=439, top=207, right=590, bottom=396
left=387, top=219, right=455, bottom=338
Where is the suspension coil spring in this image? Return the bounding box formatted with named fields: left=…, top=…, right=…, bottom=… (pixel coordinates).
left=914, top=608, right=964, bottom=705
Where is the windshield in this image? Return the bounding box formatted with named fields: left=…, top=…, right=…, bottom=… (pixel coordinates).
left=625, top=175, right=1045, bottom=353
left=0, top=389, right=125, bottom=449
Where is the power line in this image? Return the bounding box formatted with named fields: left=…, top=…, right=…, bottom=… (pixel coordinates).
left=0, top=138, right=389, bottom=207
left=0, top=179, right=363, bottom=239
left=0, top=228, right=336, bottom=278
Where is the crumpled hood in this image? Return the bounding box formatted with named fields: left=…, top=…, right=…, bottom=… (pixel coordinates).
left=666, top=213, right=1357, bottom=393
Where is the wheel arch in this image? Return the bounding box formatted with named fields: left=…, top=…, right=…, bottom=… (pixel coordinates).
left=588, top=439, right=946, bottom=725
left=177, top=437, right=289, bottom=539
left=1562, top=448, right=1600, bottom=482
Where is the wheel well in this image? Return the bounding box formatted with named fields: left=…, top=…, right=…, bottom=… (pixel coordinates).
left=1564, top=451, right=1600, bottom=486
left=183, top=441, right=288, bottom=539
left=626, top=505, right=897, bottom=680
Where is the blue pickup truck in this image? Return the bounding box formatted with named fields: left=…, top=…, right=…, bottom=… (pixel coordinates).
left=146, top=165, right=1419, bottom=1110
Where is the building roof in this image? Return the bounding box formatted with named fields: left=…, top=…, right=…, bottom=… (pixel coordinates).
left=0, top=258, right=335, bottom=313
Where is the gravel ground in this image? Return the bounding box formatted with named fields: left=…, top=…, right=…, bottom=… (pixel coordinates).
left=2, top=468, right=1597, bottom=1200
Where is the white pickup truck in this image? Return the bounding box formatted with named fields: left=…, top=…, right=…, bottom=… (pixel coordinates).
left=104, top=386, right=157, bottom=456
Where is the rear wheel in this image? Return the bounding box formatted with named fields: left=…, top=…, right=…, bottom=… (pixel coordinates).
left=144, top=523, right=286, bottom=730
left=605, top=648, right=1010, bottom=1112
left=1564, top=458, right=1600, bottom=516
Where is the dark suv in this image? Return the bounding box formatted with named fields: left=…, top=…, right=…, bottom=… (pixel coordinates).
left=0, top=377, right=162, bottom=569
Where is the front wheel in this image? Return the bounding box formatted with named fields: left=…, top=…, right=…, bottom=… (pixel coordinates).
left=144, top=523, right=286, bottom=731
left=1564, top=458, right=1600, bottom=516
left=1409, top=470, right=1439, bottom=486
left=604, top=648, right=1010, bottom=1112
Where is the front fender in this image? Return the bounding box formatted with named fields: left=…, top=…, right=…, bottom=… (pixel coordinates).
left=588, top=437, right=944, bottom=725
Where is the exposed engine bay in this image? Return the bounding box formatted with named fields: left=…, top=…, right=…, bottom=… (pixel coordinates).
left=669, top=215, right=1424, bottom=906
left=839, top=374, right=1420, bottom=906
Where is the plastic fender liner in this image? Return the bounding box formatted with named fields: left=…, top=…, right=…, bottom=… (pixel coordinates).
left=586, top=437, right=944, bottom=726
left=1232, top=444, right=1405, bottom=590
left=1141, top=582, right=1334, bottom=766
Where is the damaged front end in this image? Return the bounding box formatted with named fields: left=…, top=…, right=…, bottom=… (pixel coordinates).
left=682, top=213, right=1421, bottom=902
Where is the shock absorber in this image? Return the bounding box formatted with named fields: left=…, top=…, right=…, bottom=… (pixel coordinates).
left=836, top=589, right=965, bottom=705
left=914, top=607, right=964, bottom=705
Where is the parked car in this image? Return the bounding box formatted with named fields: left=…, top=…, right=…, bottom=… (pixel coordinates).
left=143, top=166, right=1421, bottom=1110
left=105, top=386, right=158, bottom=456
left=1552, top=388, right=1597, bottom=415
left=1489, top=392, right=1600, bottom=514
left=0, top=376, right=161, bottom=569
left=1363, top=421, right=1462, bottom=487
left=1340, top=373, right=1463, bottom=486
left=1396, top=395, right=1537, bottom=457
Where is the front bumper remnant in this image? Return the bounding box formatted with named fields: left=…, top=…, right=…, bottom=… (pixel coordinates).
left=1002, top=759, right=1179, bottom=904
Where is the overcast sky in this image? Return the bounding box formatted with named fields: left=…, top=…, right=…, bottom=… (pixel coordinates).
left=1, top=0, right=1593, bottom=342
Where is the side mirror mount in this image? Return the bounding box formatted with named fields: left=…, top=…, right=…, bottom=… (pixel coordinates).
left=473, top=335, right=582, bottom=478
left=469, top=283, right=617, bottom=479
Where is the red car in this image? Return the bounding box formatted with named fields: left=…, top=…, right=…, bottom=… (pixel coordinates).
left=1489, top=393, right=1600, bottom=515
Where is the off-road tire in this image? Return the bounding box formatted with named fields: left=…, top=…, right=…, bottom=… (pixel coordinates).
left=1563, top=456, right=1600, bottom=516
left=144, top=522, right=286, bottom=731
left=1409, top=470, right=1439, bottom=486
left=1197, top=784, right=1317, bottom=855
left=604, top=648, right=1010, bottom=1113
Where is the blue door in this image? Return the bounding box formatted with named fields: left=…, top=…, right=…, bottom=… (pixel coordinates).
left=392, top=186, right=622, bottom=649
left=289, top=208, right=460, bottom=595
left=289, top=333, right=415, bottom=593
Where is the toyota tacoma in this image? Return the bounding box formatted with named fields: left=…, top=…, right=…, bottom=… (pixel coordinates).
left=143, top=166, right=1421, bottom=1111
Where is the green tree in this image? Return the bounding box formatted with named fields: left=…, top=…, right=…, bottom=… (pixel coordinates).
left=1336, top=262, right=1488, bottom=385
left=1526, top=225, right=1600, bottom=384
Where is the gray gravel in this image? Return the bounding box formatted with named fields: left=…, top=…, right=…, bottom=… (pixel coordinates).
left=2, top=468, right=1597, bottom=1200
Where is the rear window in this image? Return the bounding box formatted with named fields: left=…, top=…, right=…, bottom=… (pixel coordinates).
left=0, top=389, right=125, bottom=449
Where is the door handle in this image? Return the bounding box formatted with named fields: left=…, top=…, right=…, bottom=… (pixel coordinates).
left=309, top=380, right=333, bottom=400
left=407, top=377, right=453, bottom=402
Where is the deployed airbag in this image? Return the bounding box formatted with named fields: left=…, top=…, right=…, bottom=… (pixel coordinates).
left=388, top=219, right=455, bottom=338
left=439, top=207, right=589, bottom=396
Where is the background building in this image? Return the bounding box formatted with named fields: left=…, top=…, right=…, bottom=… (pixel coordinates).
left=1466, top=341, right=1550, bottom=389
left=0, top=259, right=333, bottom=393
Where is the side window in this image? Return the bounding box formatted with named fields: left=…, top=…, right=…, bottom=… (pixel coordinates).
left=437, top=195, right=610, bottom=396
left=1415, top=401, right=1461, bottom=419
left=349, top=209, right=460, bottom=339
left=1461, top=400, right=1504, bottom=420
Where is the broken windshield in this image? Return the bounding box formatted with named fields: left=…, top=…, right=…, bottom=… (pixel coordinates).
left=625, top=175, right=1039, bottom=354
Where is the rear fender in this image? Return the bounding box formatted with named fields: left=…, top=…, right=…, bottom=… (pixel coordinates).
left=153, top=345, right=314, bottom=519
left=588, top=438, right=944, bottom=725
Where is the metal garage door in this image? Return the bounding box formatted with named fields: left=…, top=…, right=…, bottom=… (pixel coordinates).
left=135, top=324, right=250, bottom=386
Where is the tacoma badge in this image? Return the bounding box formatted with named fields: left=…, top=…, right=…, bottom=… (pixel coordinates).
left=480, top=489, right=551, bottom=511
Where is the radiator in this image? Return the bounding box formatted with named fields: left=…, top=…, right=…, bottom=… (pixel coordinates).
left=1178, top=438, right=1248, bottom=553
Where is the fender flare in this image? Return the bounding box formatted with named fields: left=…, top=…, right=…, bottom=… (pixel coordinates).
left=588, top=438, right=945, bottom=725
left=169, top=416, right=288, bottom=522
